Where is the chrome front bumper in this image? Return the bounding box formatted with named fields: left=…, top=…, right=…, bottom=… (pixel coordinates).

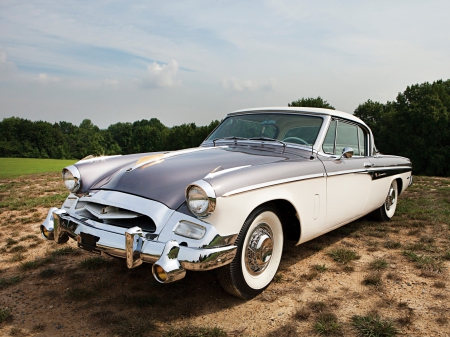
left=41, top=208, right=237, bottom=283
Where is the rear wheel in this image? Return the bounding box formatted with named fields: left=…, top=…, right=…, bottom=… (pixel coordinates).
left=217, top=204, right=283, bottom=299
left=374, top=180, right=398, bottom=222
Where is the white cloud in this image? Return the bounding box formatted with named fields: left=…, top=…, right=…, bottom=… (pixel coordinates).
left=34, top=73, right=59, bottom=84
left=142, top=60, right=181, bottom=88
left=104, top=78, right=120, bottom=86
left=221, top=77, right=276, bottom=92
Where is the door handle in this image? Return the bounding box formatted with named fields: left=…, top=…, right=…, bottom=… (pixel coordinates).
left=364, top=163, right=374, bottom=168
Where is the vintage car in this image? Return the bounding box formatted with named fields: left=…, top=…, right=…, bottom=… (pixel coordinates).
left=41, top=107, right=412, bottom=299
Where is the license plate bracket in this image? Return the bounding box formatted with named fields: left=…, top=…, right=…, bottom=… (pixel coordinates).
left=77, top=232, right=100, bottom=253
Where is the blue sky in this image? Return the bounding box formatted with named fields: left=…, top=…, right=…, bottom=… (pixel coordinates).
left=1, top=0, right=449, bottom=128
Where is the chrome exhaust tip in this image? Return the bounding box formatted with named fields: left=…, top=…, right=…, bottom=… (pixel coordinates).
left=152, top=240, right=186, bottom=283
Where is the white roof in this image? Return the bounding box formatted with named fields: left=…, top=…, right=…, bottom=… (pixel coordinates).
left=229, top=107, right=365, bottom=126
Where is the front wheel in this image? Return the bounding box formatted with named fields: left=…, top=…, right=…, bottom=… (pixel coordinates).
left=217, top=204, right=283, bottom=299
left=374, top=180, right=398, bottom=222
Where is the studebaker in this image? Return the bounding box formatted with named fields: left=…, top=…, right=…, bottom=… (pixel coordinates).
left=41, top=107, right=412, bottom=299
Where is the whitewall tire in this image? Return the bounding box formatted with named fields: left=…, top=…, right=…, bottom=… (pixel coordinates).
left=217, top=204, right=283, bottom=299
left=375, top=180, right=398, bottom=222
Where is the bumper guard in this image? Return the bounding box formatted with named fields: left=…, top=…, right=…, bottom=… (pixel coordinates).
left=41, top=209, right=237, bottom=284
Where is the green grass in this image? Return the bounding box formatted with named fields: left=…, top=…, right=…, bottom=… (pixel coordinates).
left=0, top=158, right=76, bottom=179
left=20, top=257, right=52, bottom=271
left=313, top=264, right=328, bottom=273
left=313, top=313, right=342, bottom=336
left=0, top=192, right=68, bottom=211
left=362, top=272, right=383, bottom=286
left=0, top=307, right=12, bottom=323
left=162, top=326, right=227, bottom=337
left=352, top=314, right=398, bottom=337
left=39, top=268, right=57, bottom=278
left=0, top=276, right=21, bottom=290
left=403, top=251, right=444, bottom=274
left=327, top=248, right=360, bottom=264
left=369, top=258, right=388, bottom=271
left=79, top=256, right=112, bottom=269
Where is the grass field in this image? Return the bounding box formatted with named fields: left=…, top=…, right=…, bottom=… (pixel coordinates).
left=0, top=171, right=449, bottom=336
left=0, top=158, right=76, bottom=179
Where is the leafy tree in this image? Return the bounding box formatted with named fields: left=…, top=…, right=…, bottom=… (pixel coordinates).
left=355, top=79, right=450, bottom=176
left=354, top=100, right=396, bottom=153
left=288, top=97, right=335, bottom=110
left=391, top=80, right=450, bottom=176
left=108, top=122, right=133, bottom=154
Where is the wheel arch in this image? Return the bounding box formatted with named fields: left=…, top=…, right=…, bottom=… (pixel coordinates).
left=395, top=177, right=404, bottom=195
left=253, top=199, right=301, bottom=243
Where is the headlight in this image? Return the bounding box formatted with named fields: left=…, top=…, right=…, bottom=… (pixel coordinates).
left=62, top=166, right=81, bottom=192
left=174, top=221, right=206, bottom=239
left=186, top=181, right=216, bottom=217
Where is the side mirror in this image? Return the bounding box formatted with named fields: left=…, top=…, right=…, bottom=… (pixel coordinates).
left=340, top=147, right=354, bottom=159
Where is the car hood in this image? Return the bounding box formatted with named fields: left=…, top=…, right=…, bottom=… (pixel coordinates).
left=91, top=145, right=308, bottom=209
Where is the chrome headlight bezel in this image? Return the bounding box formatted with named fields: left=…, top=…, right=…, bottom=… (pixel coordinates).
left=185, top=180, right=216, bottom=218
left=62, top=165, right=81, bottom=193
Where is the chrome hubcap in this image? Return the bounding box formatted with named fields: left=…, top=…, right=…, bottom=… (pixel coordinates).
left=385, top=185, right=396, bottom=211
left=245, top=223, right=273, bottom=276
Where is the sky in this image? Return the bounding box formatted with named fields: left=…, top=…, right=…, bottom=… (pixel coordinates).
left=1, top=0, right=449, bottom=129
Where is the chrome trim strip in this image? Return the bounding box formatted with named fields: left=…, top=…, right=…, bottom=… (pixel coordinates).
left=204, top=165, right=251, bottom=179
left=369, top=166, right=412, bottom=171
left=222, top=173, right=325, bottom=197
left=327, top=166, right=412, bottom=177
left=76, top=155, right=122, bottom=164
left=327, top=169, right=368, bottom=177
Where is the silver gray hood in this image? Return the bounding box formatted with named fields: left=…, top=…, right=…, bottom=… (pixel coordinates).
left=90, top=146, right=313, bottom=209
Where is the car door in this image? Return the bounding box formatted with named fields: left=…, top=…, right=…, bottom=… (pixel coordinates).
left=319, top=119, right=373, bottom=230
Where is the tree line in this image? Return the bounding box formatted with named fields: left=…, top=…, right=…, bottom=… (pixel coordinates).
left=1, top=79, right=449, bottom=176
left=0, top=117, right=220, bottom=160
left=288, top=80, right=450, bottom=176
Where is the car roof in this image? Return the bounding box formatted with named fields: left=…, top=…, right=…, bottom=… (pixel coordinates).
left=229, top=107, right=365, bottom=126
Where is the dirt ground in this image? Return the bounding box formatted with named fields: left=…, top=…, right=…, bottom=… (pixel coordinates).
left=0, top=174, right=449, bottom=337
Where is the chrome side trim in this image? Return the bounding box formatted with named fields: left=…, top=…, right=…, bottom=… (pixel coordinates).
left=327, top=168, right=368, bottom=177
left=369, top=166, right=412, bottom=171
left=76, top=155, right=122, bottom=164
left=204, top=165, right=251, bottom=179
left=326, top=166, right=413, bottom=177
left=222, top=173, right=325, bottom=197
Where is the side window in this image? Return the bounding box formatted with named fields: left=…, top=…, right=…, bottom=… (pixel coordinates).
left=322, top=120, right=368, bottom=156
left=358, top=127, right=367, bottom=156
left=322, top=120, right=336, bottom=154
left=336, top=122, right=359, bottom=155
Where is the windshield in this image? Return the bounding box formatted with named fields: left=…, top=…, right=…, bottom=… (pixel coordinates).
left=206, top=113, right=323, bottom=146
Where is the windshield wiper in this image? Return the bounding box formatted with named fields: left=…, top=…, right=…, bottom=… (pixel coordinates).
left=212, top=136, right=249, bottom=146
left=249, top=137, right=286, bottom=147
